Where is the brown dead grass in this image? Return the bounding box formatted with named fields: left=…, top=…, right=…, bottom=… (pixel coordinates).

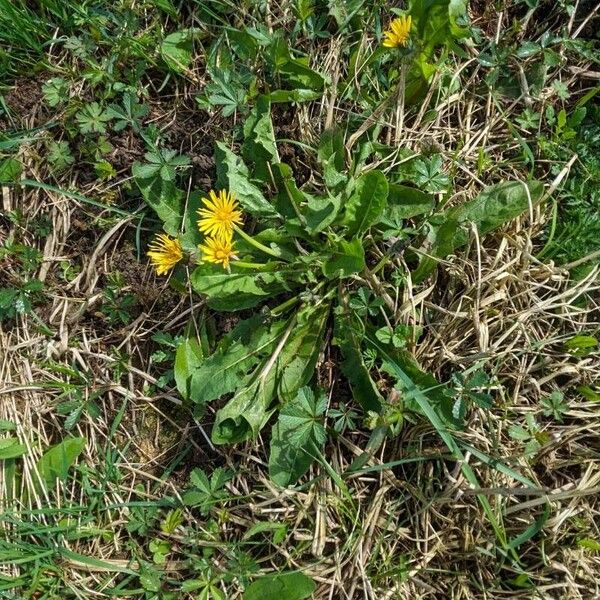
left=1, top=2, right=600, bottom=599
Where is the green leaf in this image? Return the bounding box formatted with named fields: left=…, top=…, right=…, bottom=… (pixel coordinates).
left=516, top=41, right=541, bottom=59
left=75, top=102, right=111, bottom=134
left=242, top=96, right=279, bottom=183
left=404, top=0, right=470, bottom=104
left=199, top=68, right=250, bottom=116
left=508, top=504, right=550, bottom=550
left=277, top=305, right=329, bottom=402
left=58, top=548, right=133, bottom=574
left=334, top=308, right=383, bottom=412
left=448, top=180, right=545, bottom=247
left=139, top=566, right=161, bottom=592
left=341, top=170, right=389, bottom=236
left=328, top=0, right=367, bottom=29
left=269, top=387, right=327, bottom=486
left=268, top=89, right=322, bottom=103
left=183, top=467, right=232, bottom=515
left=279, top=59, right=325, bottom=91
left=174, top=338, right=204, bottom=399
left=0, top=437, right=28, bottom=460
left=225, top=27, right=260, bottom=60
left=448, top=0, right=470, bottom=35
left=0, top=158, right=22, bottom=182
left=377, top=343, right=458, bottom=428
left=161, top=30, right=194, bottom=73
left=412, top=217, right=458, bottom=284
left=348, top=287, right=384, bottom=317
left=375, top=326, right=407, bottom=349
left=132, top=150, right=189, bottom=235
left=577, top=386, right=600, bottom=402
left=271, top=162, right=309, bottom=220
left=412, top=0, right=469, bottom=47
left=189, top=316, right=286, bottom=404
left=322, top=238, right=365, bottom=279
left=413, top=155, right=449, bottom=193
left=215, top=142, right=279, bottom=218
left=268, top=37, right=326, bottom=91
left=508, top=424, right=531, bottom=441
left=153, top=0, right=177, bottom=17
left=212, top=303, right=329, bottom=444
left=35, top=437, right=86, bottom=487
left=243, top=521, right=287, bottom=542
left=318, top=128, right=346, bottom=190
left=386, top=184, right=434, bottom=218
left=42, top=77, right=69, bottom=107
left=564, top=335, right=598, bottom=357
left=106, top=93, right=148, bottom=131
left=578, top=538, right=600, bottom=551
left=190, top=265, right=288, bottom=311
left=47, top=141, right=75, bottom=171
left=212, top=377, right=277, bottom=445
left=133, top=171, right=183, bottom=235
left=296, top=0, right=315, bottom=21
left=304, top=193, right=342, bottom=234
left=180, top=190, right=204, bottom=250
left=244, top=572, right=315, bottom=600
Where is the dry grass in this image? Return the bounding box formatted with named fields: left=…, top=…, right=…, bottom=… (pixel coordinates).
left=1, top=2, right=600, bottom=598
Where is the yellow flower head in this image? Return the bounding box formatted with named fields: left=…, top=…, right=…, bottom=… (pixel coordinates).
left=197, top=189, right=243, bottom=242
left=199, top=235, right=237, bottom=269
left=383, top=15, right=412, bottom=48
left=147, top=234, right=183, bottom=276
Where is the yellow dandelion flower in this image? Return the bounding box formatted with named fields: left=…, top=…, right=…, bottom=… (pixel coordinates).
left=197, top=189, right=243, bottom=242
left=199, top=235, right=237, bottom=269
left=383, top=15, right=412, bottom=48
left=147, top=234, right=184, bottom=276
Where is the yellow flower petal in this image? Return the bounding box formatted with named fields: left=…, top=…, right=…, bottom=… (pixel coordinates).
left=197, top=189, right=243, bottom=242
left=382, top=15, right=412, bottom=48
left=199, top=235, right=237, bottom=269
left=147, top=234, right=183, bottom=276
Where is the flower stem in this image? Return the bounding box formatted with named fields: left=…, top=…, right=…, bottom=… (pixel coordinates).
left=233, top=224, right=284, bottom=260
left=371, top=255, right=389, bottom=275
left=270, top=296, right=300, bottom=316
left=269, top=280, right=327, bottom=317
left=233, top=260, right=274, bottom=270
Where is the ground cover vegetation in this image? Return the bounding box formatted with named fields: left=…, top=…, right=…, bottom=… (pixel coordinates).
left=0, top=0, right=599, bottom=598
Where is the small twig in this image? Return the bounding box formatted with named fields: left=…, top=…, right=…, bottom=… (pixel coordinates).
left=539, top=153, right=578, bottom=205
left=562, top=249, right=600, bottom=271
